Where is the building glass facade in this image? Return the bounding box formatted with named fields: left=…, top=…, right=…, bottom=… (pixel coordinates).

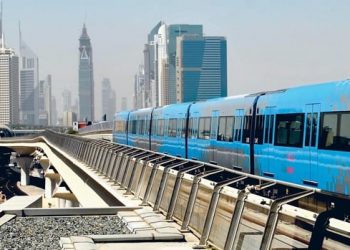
left=166, top=24, right=202, bottom=104
left=176, top=36, right=227, bottom=102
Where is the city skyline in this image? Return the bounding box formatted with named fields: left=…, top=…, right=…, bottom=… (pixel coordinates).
left=2, top=0, right=350, bottom=118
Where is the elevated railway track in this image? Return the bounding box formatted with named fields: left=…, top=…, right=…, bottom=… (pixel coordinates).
left=0, top=130, right=349, bottom=249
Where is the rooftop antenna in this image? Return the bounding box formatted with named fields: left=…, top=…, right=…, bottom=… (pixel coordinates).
left=18, top=20, right=21, bottom=52
left=84, top=7, right=87, bottom=25
left=0, top=0, right=3, bottom=49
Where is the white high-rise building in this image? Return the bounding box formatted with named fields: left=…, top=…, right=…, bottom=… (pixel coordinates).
left=121, top=97, right=127, bottom=111
left=62, top=89, right=72, bottom=112
left=101, top=78, right=116, bottom=121
left=133, top=65, right=146, bottom=109
left=0, top=3, right=19, bottom=125
left=155, top=23, right=168, bottom=106
left=38, top=75, right=52, bottom=126
left=143, top=21, right=163, bottom=107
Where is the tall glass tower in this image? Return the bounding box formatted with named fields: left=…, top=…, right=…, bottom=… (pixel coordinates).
left=78, top=24, right=94, bottom=121
left=19, top=24, right=39, bottom=125
left=166, top=24, right=202, bottom=104
left=176, top=35, right=227, bottom=102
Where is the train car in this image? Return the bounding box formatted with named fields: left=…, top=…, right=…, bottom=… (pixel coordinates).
left=151, top=103, right=191, bottom=158
left=113, top=111, right=129, bottom=145
left=255, top=80, right=350, bottom=194
left=186, top=95, right=251, bottom=170
left=113, top=79, right=350, bottom=196
left=127, top=108, right=153, bottom=149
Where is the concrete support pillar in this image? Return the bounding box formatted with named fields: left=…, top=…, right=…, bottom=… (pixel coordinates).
left=59, top=198, right=66, bottom=208
left=44, top=169, right=61, bottom=198
left=44, top=177, right=57, bottom=198
left=65, top=200, right=73, bottom=208
left=20, top=166, right=30, bottom=186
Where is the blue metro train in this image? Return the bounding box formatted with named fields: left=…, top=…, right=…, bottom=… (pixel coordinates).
left=113, top=80, right=350, bottom=197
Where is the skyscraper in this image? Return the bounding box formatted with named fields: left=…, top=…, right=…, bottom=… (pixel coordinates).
left=155, top=23, right=168, bottom=106
left=19, top=23, right=39, bottom=125
left=152, top=23, right=203, bottom=105
left=176, top=35, right=227, bottom=102
left=37, top=75, right=52, bottom=126
left=0, top=3, right=19, bottom=125
left=101, top=78, right=116, bottom=121
left=78, top=24, right=94, bottom=121
left=143, top=21, right=163, bottom=107
left=166, top=24, right=203, bottom=104
left=134, top=65, right=145, bottom=109
left=62, top=89, right=72, bottom=112
left=51, top=96, right=57, bottom=126
left=121, top=97, right=127, bottom=111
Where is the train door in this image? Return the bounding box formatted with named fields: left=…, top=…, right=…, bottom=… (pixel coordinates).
left=303, top=103, right=321, bottom=187
left=210, top=110, right=219, bottom=164
left=233, top=109, right=244, bottom=170
left=262, top=107, right=275, bottom=177
left=188, top=113, right=200, bottom=160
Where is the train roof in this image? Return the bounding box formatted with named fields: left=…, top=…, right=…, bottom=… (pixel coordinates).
left=115, top=79, right=350, bottom=117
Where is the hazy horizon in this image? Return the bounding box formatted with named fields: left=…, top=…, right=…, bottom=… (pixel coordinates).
left=3, top=0, right=350, bottom=119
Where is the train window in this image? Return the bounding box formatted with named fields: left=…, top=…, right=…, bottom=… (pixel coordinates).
left=264, top=115, right=274, bottom=144
left=194, top=118, right=199, bottom=138
left=218, top=117, right=226, bottom=141
left=319, top=112, right=350, bottom=151
left=128, top=120, right=132, bottom=134
left=115, top=121, right=125, bottom=133
left=176, top=119, right=182, bottom=137
left=151, top=119, right=157, bottom=135
left=198, top=117, right=211, bottom=140
left=181, top=119, right=187, bottom=138
left=243, top=116, right=252, bottom=143
left=217, top=116, right=234, bottom=142
left=255, top=115, right=264, bottom=144
left=139, top=119, right=145, bottom=135
left=131, top=120, right=137, bottom=134
left=275, top=113, right=304, bottom=147
left=311, top=113, right=318, bottom=147
left=145, top=119, right=150, bottom=135
left=305, top=113, right=318, bottom=147
left=136, top=120, right=139, bottom=134
left=157, top=119, right=164, bottom=136
left=188, top=118, right=193, bottom=138
left=168, top=118, right=177, bottom=137
left=233, top=116, right=242, bottom=141
left=129, top=120, right=135, bottom=134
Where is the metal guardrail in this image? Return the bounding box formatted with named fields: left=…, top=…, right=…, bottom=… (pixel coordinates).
left=36, top=131, right=350, bottom=249
left=78, top=121, right=113, bottom=134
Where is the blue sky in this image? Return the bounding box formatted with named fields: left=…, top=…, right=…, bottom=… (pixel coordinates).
left=3, top=0, right=350, bottom=117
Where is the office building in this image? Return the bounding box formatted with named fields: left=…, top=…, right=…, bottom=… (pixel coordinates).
left=63, top=111, right=77, bottom=127
left=176, top=35, right=227, bottom=102
left=51, top=96, right=57, bottom=126
left=143, top=21, right=163, bottom=107
left=101, top=78, right=116, bottom=121
left=78, top=24, right=94, bottom=121
left=165, top=24, right=203, bottom=104
left=37, top=75, right=52, bottom=126
left=62, top=89, right=72, bottom=112
left=19, top=24, right=38, bottom=125
left=121, top=97, right=127, bottom=111
left=134, top=65, right=145, bottom=109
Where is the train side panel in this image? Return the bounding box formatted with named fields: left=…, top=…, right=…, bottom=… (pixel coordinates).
left=151, top=103, right=190, bottom=157
left=113, top=111, right=129, bottom=145
left=256, top=80, right=350, bottom=195
left=127, top=108, right=153, bottom=150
